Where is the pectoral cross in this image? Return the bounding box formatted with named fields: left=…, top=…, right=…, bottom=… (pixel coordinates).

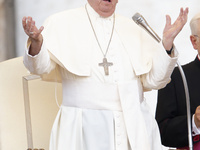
left=99, top=57, right=113, bottom=75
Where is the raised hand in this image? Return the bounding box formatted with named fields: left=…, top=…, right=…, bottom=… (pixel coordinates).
left=22, top=16, right=44, bottom=56
left=162, top=7, right=189, bottom=50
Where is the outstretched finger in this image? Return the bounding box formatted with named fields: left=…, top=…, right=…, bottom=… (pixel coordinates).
left=179, top=8, right=184, bottom=17
left=22, top=17, right=27, bottom=29
left=26, top=17, right=33, bottom=31
left=165, top=15, right=171, bottom=28
left=179, top=8, right=189, bottom=20
left=180, top=8, right=189, bottom=25
left=38, top=26, right=44, bottom=34
left=173, top=8, right=188, bottom=26
left=183, top=7, right=189, bottom=20
left=174, top=8, right=183, bottom=24
left=29, top=20, right=35, bottom=33
left=185, top=7, right=189, bottom=15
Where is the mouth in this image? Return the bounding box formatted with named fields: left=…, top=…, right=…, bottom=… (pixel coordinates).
left=103, top=0, right=111, bottom=2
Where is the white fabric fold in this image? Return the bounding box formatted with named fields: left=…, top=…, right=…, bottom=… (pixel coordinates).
left=118, top=80, right=163, bottom=150
left=118, top=80, right=150, bottom=150
left=49, top=106, right=83, bottom=150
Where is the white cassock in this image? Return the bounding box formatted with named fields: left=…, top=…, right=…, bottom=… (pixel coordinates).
left=24, top=3, right=178, bottom=150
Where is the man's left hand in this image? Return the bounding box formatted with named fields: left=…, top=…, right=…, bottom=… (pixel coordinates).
left=162, top=7, right=189, bottom=50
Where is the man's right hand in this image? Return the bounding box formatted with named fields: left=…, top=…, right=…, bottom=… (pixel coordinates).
left=194, top=106, right=200, bottom=128
left=22, top=16, right=44, bottom=56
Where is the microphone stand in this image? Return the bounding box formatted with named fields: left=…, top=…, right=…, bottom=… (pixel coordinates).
left=176, top=61, right=193, bottom=150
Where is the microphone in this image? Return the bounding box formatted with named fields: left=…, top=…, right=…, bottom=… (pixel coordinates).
left=132, top=13, right=161, bottom=43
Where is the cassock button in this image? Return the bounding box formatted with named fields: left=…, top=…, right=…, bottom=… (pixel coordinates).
left=117, top=132, right=121, bottom=136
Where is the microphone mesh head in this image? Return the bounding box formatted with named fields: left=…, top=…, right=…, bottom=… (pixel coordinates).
left=132, top=13, right=142, bottom=24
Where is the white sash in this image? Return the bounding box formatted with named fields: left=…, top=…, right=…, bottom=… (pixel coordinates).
left=60, top=79, right=162, bottom=150
left=62, top=80, right=122, bottom=111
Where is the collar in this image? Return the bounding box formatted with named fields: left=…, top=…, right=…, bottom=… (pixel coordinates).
left=195, top=55, right=200, bottom=67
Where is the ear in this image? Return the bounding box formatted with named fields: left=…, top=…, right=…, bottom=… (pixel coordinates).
left=190, top=35, right=198, bottom=50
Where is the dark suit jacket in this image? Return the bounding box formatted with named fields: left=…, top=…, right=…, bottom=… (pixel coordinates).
left=156, top=56, right=200, bottom=148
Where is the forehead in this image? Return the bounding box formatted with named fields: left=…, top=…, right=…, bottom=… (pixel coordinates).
left=196, top=19, right=200, bottom=30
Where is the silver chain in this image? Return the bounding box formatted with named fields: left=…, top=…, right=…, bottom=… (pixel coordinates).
left=85, top=4, right=115, bottom=58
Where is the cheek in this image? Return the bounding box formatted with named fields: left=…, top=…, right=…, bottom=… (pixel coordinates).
left=196, top=39, right=200, bottom=48
left=198, top=43, right=200, bottom=49
left=193, top=43, right=198, bottom=50
left=113, top=0, right=118, bottom=4
left=194, top=43, right=200, bottom=50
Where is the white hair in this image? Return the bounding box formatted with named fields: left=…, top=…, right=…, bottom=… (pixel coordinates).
left=190, top=13, right=200, bottom=35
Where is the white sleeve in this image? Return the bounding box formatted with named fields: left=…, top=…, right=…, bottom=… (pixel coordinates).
left=23, top=38, right=56, bottom=75
left=141, top=44, right=178, bottom=91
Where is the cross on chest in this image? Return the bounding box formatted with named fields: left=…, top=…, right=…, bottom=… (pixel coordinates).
left=99, top=57, right=113, bottom=75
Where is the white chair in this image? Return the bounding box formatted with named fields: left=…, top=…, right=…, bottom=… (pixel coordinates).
left=0, top=57, right=62, bottom=150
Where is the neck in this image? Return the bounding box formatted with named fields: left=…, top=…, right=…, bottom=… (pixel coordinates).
left=98, top=11, right=114, bottom=18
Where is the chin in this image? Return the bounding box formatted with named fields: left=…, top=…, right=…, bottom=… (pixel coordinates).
left=99, top=9, right=115, bottom=17
left=99, top=1, right=113, bottom=9
left=95, top=0, right=116, bottom=17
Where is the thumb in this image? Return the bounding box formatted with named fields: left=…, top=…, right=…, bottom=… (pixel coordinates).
left=165, top=15, right=171, bottom=27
